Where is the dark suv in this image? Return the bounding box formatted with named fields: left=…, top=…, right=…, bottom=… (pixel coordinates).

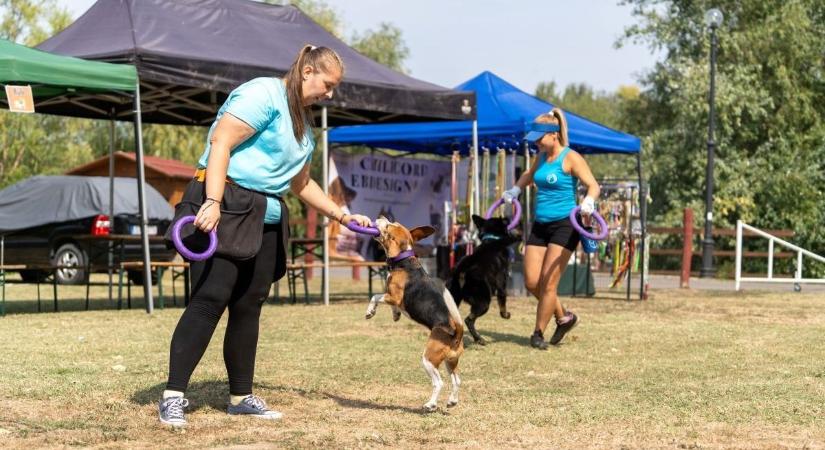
left=0, top=175, right=176, bottom=285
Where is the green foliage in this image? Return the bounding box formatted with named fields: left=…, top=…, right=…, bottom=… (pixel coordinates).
left=0, top=0, right=71, bottom=45
left=351, top=23, right=410, bottom=73
left=618, top=0, right=825, bottom=274
left=286, top=0, right=343, bottom=38
left=0, top=111, right=94, bottom=185
left=0, top=0, right=89, bottom=187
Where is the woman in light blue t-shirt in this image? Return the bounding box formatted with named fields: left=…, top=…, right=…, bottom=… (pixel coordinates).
left=502, top=108, right=600, bottom=350
left=158, top=45, right=372, bottom=427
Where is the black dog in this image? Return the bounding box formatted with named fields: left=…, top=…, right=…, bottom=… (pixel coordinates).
left=448, top=215, right=520, bottom=345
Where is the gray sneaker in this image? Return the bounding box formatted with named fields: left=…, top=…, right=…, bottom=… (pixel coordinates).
left=227, top=395, right=283, bottom=420
left=158, top=396, right=189, bottom=427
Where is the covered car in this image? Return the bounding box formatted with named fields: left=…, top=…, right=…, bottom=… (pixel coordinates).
left=0, top=175, right=175, bottom=284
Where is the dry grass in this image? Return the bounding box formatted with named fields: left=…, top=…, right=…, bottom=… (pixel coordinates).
left=0, top=276, right=824, bottom=449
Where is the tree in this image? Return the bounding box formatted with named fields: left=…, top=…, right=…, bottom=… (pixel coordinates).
left=619, top=0, right=825, bottom=274
left=0, top=0, right=94, bottom=187
left=0, top=0, right=71, bottom=45
left=351, top=23, right=409, bottom=73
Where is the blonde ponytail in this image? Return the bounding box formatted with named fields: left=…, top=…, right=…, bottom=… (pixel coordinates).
left=551, top=107, right=569, bottom=147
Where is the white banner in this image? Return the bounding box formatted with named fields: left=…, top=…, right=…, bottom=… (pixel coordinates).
left=328, top=150, right=458, bottom=259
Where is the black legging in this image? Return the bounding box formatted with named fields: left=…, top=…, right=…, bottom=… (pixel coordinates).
left=166, top=223, right=282, bottom=395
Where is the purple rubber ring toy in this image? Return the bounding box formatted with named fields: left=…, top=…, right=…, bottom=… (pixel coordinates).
left=485, top=197, right=522, bottom=231
left=569, top=206, right=608, bottom=240
left=345, top=220, right=380, bottom=236
left=171, top=215, right=218, bottom=261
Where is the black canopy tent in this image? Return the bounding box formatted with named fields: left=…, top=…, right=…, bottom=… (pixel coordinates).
left=36, top=0, right=474, bottom=126
left=37, top=0, right=477, bottom=306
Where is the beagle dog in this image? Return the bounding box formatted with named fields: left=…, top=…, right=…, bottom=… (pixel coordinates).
left=365, top=217, right=465, bottom=411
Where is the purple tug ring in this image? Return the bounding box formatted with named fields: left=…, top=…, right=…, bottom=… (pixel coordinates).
left=568, top=206, right=608, bottom=241
left=171, top=215, right=218, bottom=261
left=345, top=220, right=380, bottom=236
left=485, top=197, right=522, bottom=231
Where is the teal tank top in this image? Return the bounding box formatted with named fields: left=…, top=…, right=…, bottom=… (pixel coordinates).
left=533, top=147, right=578, bottom=223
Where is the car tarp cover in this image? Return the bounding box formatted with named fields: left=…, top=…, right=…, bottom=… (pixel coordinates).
left=0, top=176, right=173, bottom=232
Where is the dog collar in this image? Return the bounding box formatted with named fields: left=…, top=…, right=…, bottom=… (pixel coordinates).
left=480, top=233, right=502, bottom=241
left=388, top=249, right=415, bottom=265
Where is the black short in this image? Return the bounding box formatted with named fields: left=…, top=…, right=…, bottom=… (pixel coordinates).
left=526, top=218, right=580, bottom=251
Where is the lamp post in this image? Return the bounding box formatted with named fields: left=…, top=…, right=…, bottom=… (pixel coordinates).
left=700, top=7, right=723, bottom=278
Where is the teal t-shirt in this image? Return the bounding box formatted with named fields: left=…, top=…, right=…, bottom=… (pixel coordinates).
left=533, top=147, right=578, bottom=222
left=198, top=78, right=314, bottom=224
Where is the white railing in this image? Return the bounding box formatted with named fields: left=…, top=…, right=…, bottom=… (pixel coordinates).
left=735, top=220, right=825, bottom=290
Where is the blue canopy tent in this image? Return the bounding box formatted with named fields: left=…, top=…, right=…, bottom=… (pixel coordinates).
left=329, top=71, right=640, bottom=154
left=329, top=71, right=646, bottom=300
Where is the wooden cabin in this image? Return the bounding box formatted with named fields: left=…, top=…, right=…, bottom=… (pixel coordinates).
left=66, top=151, right=195, bottom=207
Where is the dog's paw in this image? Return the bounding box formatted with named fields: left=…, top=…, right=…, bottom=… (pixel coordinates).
left=475, top=337, right=487, bottom=346
left=392, top=311, right=401, bottom=322
left=500, top=311, right=511, bottom=319
left=423, top=402, right=438, bottom=412
left=365, top=311, right=376, bottom=320
left=446, top=399, right=458, bottom=408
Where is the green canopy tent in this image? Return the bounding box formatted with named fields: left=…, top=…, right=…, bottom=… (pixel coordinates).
left=0, top=38, right=157, bottom=313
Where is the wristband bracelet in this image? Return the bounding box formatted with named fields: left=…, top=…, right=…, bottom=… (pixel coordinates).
left=205, top=197, right=221, bottom=204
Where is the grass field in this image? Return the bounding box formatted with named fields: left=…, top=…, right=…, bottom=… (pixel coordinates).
left=0, top=276, right=823, bottom=449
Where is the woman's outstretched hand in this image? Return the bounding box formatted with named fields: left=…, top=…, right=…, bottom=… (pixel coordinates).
left=343, top=213, right=372, bottom=227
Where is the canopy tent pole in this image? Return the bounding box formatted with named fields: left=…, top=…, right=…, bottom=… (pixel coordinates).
left=464, top=147, right=474, bottom=255
left=510, top=147, right=517, bottom=218
left=450, top=151, right=459, bottom=268
left=637, top=151, right=647, bottom=300
left=472, top=120, right=480, bottom=217
left=133, top=79, right=154, bottom=313
left=322, top=106, right=330, bottom=306
left=481, top=148, right=490, bottom=215
left=495, top=148, right=505, bottom=217
left=108, top=111, right=115, bottom=306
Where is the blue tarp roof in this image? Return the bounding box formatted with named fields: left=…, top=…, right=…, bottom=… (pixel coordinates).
left=329, top=71, right=641, bottom=155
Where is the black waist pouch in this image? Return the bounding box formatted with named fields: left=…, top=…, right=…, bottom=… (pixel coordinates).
left=164, top=179, right=268, bottom=260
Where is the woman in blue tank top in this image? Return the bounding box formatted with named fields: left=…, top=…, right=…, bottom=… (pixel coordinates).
left=501, top=108, right=600, bottom=350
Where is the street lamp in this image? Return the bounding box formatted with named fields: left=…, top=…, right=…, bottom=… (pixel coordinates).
left=700, top=7, right=723, bottom=278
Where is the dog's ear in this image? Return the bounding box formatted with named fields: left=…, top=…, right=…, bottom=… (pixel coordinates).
left=410, top=226, right=435, bottom=242
left=471, top=214, right=486, bottom=230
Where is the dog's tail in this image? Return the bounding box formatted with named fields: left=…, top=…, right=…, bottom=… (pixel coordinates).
left=442, top=288, right=463, bottom=326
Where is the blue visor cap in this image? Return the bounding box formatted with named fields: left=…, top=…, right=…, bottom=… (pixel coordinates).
left=525, top=123, right=560, bottom=142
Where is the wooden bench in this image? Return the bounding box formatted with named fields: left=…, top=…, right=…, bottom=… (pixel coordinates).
left=1, top=264, right=27, bottom=316
left=282, top=261, right=388, bottom=304
left=119, top=261, right=190, bottom=310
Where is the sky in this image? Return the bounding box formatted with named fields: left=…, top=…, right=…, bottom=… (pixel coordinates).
left=60, top=0, right=660, bottom=95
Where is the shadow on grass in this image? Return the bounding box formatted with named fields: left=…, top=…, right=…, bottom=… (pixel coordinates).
left=463, top=329, right=532, bottom=348
left=132, top=380, right=428, bottom=415
left=318, top=391, right=428, bottom=415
